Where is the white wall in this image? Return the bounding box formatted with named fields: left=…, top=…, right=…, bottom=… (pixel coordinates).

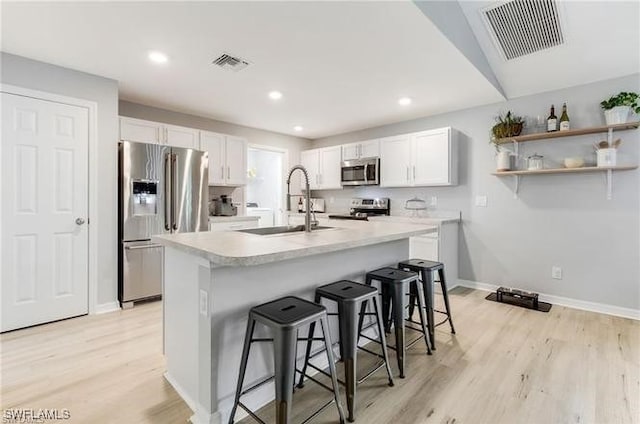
left=1, top=52, right=119, bottom=307
left=313, top=74, right=640, bottom=311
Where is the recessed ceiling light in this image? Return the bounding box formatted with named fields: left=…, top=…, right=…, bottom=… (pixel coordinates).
left=148, top=51, right=168, bottom=64
left=268, top=91, right=283, bottom=100
left=398, top=97, right=412, bottom=106
left=293, top=125, right=303, bottom=132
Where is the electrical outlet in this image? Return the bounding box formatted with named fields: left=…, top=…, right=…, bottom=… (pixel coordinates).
left=475, top=195, right=488, bottom=207
left=430, top=196, right=438, bottom=207
left=552, top=266, right=563, bottom=280
left=199, top=289, right=208, bottom=316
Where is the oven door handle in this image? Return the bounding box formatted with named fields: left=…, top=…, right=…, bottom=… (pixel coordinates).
left=364, top=163, right=368, bottom=184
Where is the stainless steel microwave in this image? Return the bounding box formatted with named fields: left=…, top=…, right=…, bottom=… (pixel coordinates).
left=341, top=158, right=380, bottom=186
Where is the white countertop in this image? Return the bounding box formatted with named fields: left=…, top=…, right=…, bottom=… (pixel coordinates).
left=208, top=215, right=259, bottom=223
left=368, top=213, right=460, bottom=225
left=153, top=220, right=436, bottom=267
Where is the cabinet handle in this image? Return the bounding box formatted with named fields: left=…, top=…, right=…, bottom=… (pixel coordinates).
left=227, top=166, right=230, bottom=179
left=406, top=166, right=409, bottom=181
left=221, top=166, right=224, bottom=180
left=413, top=166, right=416, bottom=179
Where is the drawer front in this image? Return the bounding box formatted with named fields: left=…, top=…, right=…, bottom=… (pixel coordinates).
left=410, top=235, right=439, bottom=261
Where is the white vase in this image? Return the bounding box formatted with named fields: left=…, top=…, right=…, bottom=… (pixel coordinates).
left=597, top=148, right=617, bottom=167
left=496, top=151, right=512, bottom=171
left=604, top=106, right=631, bottom=125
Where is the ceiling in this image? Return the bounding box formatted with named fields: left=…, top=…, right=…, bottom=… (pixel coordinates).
left=2, top=1, right=638, bottom=139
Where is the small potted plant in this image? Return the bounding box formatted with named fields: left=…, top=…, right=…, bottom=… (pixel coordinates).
left=600, top=91, right=640, bottom=125
left=490, top=111, right=524, bottom=171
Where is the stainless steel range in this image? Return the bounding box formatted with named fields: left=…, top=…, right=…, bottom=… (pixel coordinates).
left=328, top=198, right=390, bottom=221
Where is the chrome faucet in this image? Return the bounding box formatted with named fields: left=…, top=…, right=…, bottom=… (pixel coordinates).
left=286, top=165, right=313, bottom=232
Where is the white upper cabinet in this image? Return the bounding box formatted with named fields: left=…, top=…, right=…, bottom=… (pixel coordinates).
left=300, top=146, right=342, bottom=190
left=120, top=117, right=198, bottom=148
left=225, top=135, right=247, bottom=186
left=164, top=124, right=199, bottom=149
left=200, top=131, right=225, bottom=185
left=319, top=146, right=342, bottom=189
left=120, top=117, right=162, bottom=144
left=300, top=149, right=321, bottom=190
left=200, top=131, right=247, bottom=186
left=342, top=139, right=380, bottom=160
left=379, top=134, right=412, bottom=187
left=380, top=127, right=457, bottom=187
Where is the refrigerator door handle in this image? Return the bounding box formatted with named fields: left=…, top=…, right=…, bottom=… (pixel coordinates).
left=164, top=153, right=171, bottom=231
left=172, top=153, right=178, bottom=231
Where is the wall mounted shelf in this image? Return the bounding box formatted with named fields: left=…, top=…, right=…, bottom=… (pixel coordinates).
left=494, top=121, right=640, bottom=144
left=492, top=121, right=639, bottom=199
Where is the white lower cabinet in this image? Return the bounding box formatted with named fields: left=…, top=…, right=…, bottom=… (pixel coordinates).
left=409, top=223, right=459, bottom=288
left=209, top=219, right=258, bottom=231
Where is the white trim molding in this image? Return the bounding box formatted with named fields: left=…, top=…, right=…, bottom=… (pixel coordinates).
left=94, top=302, right=121, bottom=315
left=457, top=279, right=640, bottom=321
left=0, top=83, right=100, bottom=316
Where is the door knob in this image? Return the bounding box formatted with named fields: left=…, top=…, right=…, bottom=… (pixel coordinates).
left=75, top=218, right=85, bottom=225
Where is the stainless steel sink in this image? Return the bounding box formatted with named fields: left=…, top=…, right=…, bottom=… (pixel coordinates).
left=237, top=225, right=333, bottom=236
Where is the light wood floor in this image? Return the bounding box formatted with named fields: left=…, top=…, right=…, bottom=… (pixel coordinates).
left=1, top=288, right=638, bottom=424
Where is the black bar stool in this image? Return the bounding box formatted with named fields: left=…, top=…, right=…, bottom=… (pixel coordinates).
left=358, top=267, right=431, bottom=378
left=298, top=280, right=394, bottom=422
left=398, top=259, right=456, bottom=350
left=228, top=296, right=346, bottom=424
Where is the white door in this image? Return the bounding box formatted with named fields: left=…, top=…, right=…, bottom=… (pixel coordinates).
left=379, top=135, right=411, bottom=187
left=300, top=150, right=320, bottom=190
left=200, top=131, right=225, bottom=185
left=319, top=146, right=342, bottom=189
left=1, top=93, right=89, bottom=332
left=165, top=124, right=199, bottom=149
left=413, top=128, right=450, bottom=185
left=119, top=117, right=161, bottom=143
left=225, top=136, right=247, bottom=186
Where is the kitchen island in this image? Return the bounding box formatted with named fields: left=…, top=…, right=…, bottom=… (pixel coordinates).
left=153, top=220, right=437, bottom=424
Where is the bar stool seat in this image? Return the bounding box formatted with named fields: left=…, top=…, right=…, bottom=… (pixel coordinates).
left=358, top=267, right=432, bottom=379
left=299, top=280, right=394, bottom=422
left=398, top=259, right=456, bottom=351
left=229, top=296, right=346, bottom=424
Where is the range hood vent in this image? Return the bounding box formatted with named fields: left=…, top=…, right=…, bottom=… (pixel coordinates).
left=212, top=53, right=250, bottom=72
left=482, top=0, right=565, bottom=60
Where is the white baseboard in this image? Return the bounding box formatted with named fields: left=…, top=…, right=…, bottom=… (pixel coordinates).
left=457, top=279, right=640, bottom=321
left=94, top=301, right=120, bottom=314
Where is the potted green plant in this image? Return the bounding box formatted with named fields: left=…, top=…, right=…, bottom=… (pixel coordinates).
left=490, top=111, right=524, bottom=171
left=600, top=91, right=640, bottom=125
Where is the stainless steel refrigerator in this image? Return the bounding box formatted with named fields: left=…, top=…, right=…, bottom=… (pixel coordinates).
left=118, top=141, right=208, bottom=307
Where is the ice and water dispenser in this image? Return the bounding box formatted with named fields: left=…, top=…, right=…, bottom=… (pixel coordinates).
left=131, top=180, right=158, bottom=216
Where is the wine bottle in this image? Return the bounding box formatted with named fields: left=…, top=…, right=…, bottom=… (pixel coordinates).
left=547, top=105, right=558, bottom=132
left=297, top=197, right=303, bottom=213
left=559, top=103, right=570, bottom=131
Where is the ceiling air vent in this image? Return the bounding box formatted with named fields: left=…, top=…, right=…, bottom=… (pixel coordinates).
left=481, top=0, right=565, bottom=61
left=212, top=53, right=250, bottom=72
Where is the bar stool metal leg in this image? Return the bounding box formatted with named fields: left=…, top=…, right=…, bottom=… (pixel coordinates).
left=421, top=269, right=436, bottom=350
left=320, top=315, right=346, bottom=424
left=414, top=278, right=432, bottom=356
left=229, top=317, right=256, bottom=424
left=273, top=328, right=297, bottom=424
left=390, top=282, right=406, bottom=378
left=438, top=268, right=456, bottom=334
left=371, top=295, right=394, bottom=387
left=337, top=300, right=359, bottom=422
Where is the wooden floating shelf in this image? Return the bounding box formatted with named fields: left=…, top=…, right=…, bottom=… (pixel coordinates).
left=492, top=165, right=638, bottom=176
left=494, top=122, right=640, bottom=145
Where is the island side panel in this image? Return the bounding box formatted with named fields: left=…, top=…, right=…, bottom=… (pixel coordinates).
left=208, top=239, right=409, bottom=423
left=163, top=246, right=212, bottom=421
